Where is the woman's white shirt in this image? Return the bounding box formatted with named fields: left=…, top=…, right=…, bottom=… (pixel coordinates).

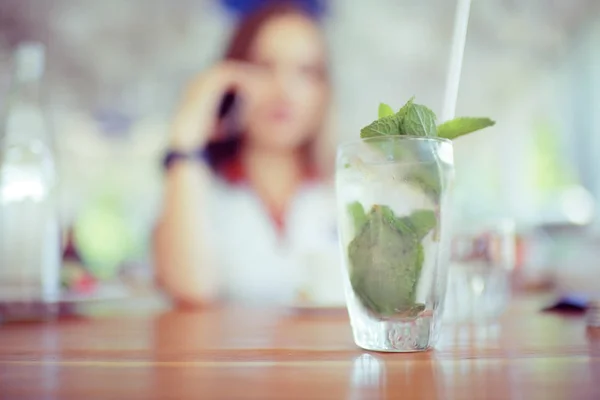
left=209, top=177, right=345, bottom=306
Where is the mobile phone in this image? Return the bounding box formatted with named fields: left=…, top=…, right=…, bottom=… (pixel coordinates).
left=218, top=90, right=237, bottom=119
left=217, top=90, right=240, bottom=138
left=204, top=90, right=241, bottom=166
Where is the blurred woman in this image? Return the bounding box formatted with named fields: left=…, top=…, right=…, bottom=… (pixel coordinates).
left=154, top=2, right=341, bottom=307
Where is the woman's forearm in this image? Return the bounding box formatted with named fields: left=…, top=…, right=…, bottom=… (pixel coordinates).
left=154, top=63, right=253, bottom=305
left=153, top=161, right=218, bottom=306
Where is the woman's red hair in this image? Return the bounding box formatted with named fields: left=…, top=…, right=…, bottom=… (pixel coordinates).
left=204, top=1, right=332, bottom=178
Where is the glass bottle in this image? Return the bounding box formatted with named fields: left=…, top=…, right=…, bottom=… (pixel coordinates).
left=0, top=42, right=61, bottom=320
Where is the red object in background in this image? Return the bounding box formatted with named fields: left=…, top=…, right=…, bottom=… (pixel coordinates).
left=62, top=228, right=79, bottom=261
left=515, top=235, right=526, bottom=270
left=62, top=227, right=98, bottom=294
left=73, top=274, right=96, bottom=294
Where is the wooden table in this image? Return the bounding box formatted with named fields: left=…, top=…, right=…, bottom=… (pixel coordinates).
left=0, top=295, right=598, bottom=399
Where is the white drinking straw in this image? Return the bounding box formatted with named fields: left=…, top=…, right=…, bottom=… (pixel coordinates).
left=441, top=0, right=473, bottom=122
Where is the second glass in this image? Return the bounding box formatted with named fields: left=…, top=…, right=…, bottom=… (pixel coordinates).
left=336, top=136, right=454, bottom=352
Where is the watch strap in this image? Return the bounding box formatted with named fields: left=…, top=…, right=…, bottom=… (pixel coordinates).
left=162, top=148, right=207, bottom=171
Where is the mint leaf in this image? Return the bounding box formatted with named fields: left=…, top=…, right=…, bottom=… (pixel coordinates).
left=348, top=206, right=425, bottom=316
left=400, top=210, right=436, bottom=241
left=437, top=117, right=495, bottom=139
left=400, top=103, right=437, bottom=137
left=378, top=103, right=395, bottom=119
left=405, top=164, right=442, bottom=203
left=347, top=201, right=368, bottom=233
left=348, top=206, right=436, bottom=317
left=397, top=97, right=415, bottom=117
left=378, top=206, right=436, bottom=241
left=360, top=114, right=401, bottom=138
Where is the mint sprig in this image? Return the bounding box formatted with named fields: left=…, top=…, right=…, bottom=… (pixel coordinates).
left=359, top=97, right=495, bottom=203
left=401, top=103, right=437, bottom=137
left=361, top=98, right=495, bottom=139
left=359, top=115, right=402, bottom=139
left=437, top=117, right=495, bottom=139
left=378, top=103, right=395, bottom=119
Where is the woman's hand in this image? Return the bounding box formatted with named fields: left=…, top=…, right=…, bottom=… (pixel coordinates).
left=170, top=61, right=256, bottom=151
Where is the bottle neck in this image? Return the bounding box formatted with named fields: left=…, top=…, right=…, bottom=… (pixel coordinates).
left=4, top=75, right=50, bottom=145
left=9, top=77, right=42, bottom=106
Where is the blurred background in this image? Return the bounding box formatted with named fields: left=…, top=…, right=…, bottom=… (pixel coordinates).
left=1, top=0, right=599, bottom=309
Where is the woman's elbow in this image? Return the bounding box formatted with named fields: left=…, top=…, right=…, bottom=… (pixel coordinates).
left=155, top=269, right=217, bottom=309
left=152, top=225, right=218, bottom=308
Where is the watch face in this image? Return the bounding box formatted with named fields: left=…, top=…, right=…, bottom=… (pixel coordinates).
left=163, top=150, right=193, bottom=170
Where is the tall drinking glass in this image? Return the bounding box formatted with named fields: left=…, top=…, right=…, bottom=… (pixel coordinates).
left=336, top=136, right=454, bottom=352
left=444, top=219, right=515, bottom=323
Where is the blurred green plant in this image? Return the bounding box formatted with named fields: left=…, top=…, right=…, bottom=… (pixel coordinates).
left=73, top=190, right=140, bottom=280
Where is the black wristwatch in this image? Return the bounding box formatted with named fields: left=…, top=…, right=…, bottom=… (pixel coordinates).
left=162, top=148, right=207, bottom=171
